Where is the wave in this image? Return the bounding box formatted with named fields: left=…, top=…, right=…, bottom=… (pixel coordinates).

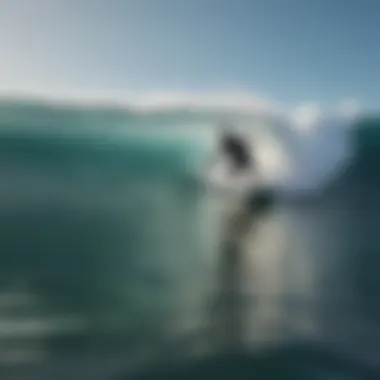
left=0, top=99, right=377, bottom=199
left=266, top=114, right=380, bottom=196
left=261, top=114, right=357, bottom=197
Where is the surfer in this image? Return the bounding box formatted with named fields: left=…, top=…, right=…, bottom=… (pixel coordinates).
left=215, top=125, right=274, bottom=214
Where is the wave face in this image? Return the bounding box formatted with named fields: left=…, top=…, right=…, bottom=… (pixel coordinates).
left=0, top=100, right=372, bottom=196
left=0, top=101, right=375, bottom=322
left=3, top=98, right=380, bottom=199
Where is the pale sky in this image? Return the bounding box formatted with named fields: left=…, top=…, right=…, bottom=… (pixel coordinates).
left=0, top=0, right=377, bottom=112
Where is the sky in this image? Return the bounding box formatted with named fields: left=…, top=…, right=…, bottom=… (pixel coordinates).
left=0, top=0, right=379, bottom=112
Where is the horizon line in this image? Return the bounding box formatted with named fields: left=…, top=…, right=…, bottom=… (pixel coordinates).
left=0, top=87, right=360, bottom=122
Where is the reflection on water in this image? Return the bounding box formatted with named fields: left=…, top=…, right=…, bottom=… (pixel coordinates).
left=0, top=142, right=380, bottom=378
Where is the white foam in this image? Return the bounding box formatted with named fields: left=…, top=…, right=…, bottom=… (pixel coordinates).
left=276, top=113, right=356, bottom=197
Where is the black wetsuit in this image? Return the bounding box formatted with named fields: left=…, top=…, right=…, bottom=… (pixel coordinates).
left=221, top=135, right=251, bottom=170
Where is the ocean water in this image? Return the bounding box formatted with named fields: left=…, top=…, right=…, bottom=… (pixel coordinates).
left=0, top=101, right=380, bottom=379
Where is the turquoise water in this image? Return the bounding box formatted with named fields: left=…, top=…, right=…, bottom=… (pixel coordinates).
left=0, top=102, right=380, bottom=378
